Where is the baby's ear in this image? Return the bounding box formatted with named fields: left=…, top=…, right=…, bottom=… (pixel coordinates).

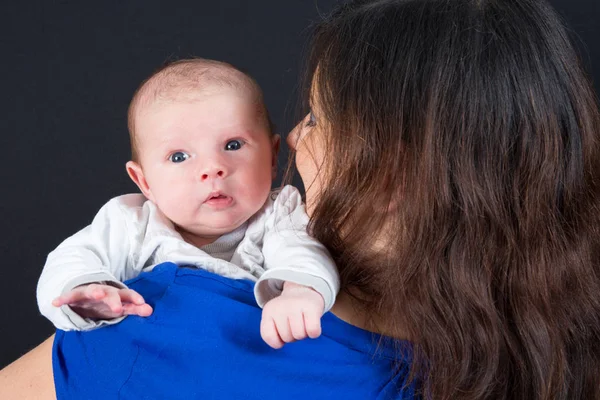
left=271, top=134, right=281, bottom=179
left=126, top=161, right=154, bottom=201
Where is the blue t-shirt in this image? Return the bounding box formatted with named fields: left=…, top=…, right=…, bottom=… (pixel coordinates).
left=53, top=262, right=417, bottom=399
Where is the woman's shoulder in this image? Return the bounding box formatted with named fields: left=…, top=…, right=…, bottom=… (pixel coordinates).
left=53, top=263, right=417, bottom=399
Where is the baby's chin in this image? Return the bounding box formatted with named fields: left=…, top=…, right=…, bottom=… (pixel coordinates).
left=175, top=221, right=247, bottom=248
left=180, top=201, right=266, bottom=239
left=190, top=215, right=251, bottom=237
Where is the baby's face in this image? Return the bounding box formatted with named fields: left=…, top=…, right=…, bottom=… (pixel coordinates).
left=133, top=87, right=277, bottom=240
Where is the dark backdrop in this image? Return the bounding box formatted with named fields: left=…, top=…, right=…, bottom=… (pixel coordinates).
left=0, top=0, right=598, bottom=369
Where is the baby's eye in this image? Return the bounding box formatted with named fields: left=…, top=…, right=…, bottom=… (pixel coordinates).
left=168, top=151, right=190, bottom=163
left=225, top=139, right=245, bottom=151
left=305, top=111, right=317, bottom=127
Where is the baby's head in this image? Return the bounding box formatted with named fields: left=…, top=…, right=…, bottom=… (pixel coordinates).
left=126, top=58, right=280, bottom=244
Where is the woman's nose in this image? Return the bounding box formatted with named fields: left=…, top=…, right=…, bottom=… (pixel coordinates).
left=287, top=122, right=301, bottom=150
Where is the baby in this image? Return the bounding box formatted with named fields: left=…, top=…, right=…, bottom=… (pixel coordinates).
left=37, top=58, right=339, bottom=349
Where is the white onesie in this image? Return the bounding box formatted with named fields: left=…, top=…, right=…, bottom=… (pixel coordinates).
left=37, top=185, right=339, bottom=331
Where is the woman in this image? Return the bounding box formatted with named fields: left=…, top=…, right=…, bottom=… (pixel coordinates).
left=2, top=0, right=600, bottom=398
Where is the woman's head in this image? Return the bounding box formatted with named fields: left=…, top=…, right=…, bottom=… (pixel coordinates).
left=290, top=0, right=600, bottom=398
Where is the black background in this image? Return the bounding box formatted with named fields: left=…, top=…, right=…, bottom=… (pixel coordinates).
left=0, top=0, right=598, bottom=369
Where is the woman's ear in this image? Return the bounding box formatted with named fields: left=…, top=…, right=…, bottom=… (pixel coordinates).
left=271, top=134, right=281, bottom=180
left=126, top=161, right=154, bottom=201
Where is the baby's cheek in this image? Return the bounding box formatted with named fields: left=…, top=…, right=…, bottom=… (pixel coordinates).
left=155, top=182, right=195, bottom=220
left=240, top=172, right=272, bottom=208
left=245, top=182, right=271, bottom=207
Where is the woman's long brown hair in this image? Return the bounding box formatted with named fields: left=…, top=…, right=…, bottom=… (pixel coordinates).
left=297, top=0, right=600, bottom=398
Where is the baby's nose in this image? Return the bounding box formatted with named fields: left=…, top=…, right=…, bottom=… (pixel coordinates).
left=200, top=166, right=226, bottom=181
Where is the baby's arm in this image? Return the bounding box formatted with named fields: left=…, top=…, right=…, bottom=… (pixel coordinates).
left=37, top=195, right=151, bottom=331
left=256, top=186, right=340, bottom=348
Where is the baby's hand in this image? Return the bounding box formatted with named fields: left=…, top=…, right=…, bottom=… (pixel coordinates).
left=260, top=281, right=325, bottom=349
left=52, top=283, right=153, bottom=320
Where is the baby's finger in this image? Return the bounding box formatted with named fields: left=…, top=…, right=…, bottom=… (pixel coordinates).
left=289, top=312, right=308, bottom=341
left=122, top=303, right=153, bottom=317
left=52, top=286, right=104, bottom=307
left=118, top=289, right=146, bottom=305
left=260, top=318, right=284, bottom=349
left=102, top=291, right=124, bottom=314
left=274, top=315, right=296, bottom=344
left=83, top=284, right=109, bottom=300
left=52, top=295, right=70, bottom=307
left=303, top=311, right=322, bottom=339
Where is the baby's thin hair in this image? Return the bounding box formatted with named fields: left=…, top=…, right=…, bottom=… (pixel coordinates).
left=127, top=58, right=272, bottom=162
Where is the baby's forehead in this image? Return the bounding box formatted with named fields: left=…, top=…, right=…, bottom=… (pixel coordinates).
left=128, top=60, right=271, bottom=146
left=137, top=84, right=258, bottom=115
left=138, top=62, right=259, bottom=108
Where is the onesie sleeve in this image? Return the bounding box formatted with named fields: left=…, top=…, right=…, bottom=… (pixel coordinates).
left=36, top=195, right=146, bottom=331
left=255, top=186, right=340, bottom=311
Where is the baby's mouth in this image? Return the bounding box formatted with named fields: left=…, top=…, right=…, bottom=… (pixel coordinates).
left=203, top=191, right=233, bottom=207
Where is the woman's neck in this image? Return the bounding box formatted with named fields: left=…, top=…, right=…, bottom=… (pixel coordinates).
left=330, top=289, right=409, bottom=340
left=330, top=290, right=371, bottom=330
